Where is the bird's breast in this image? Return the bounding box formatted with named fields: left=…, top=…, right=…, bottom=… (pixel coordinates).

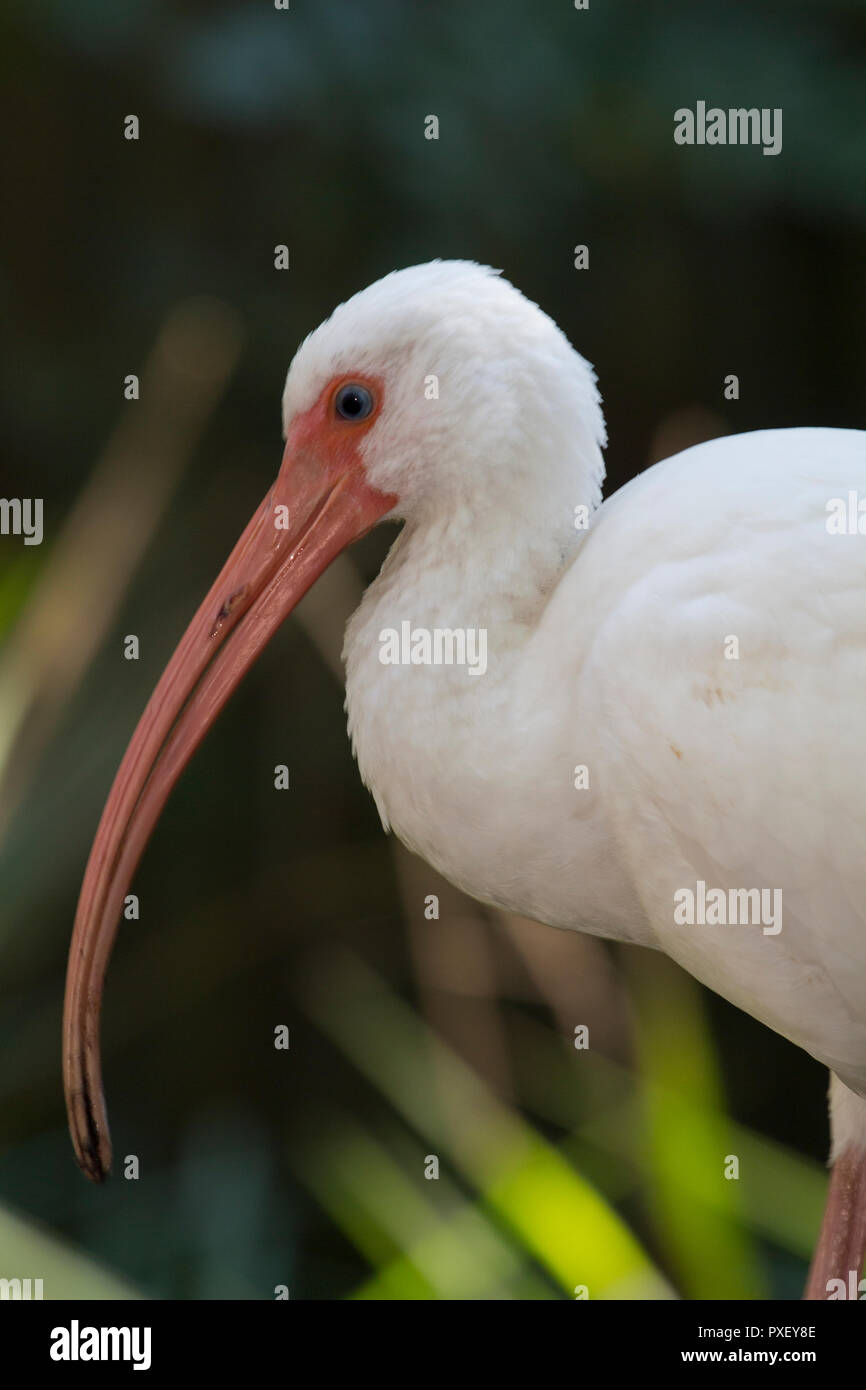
left=344, top=634, right=648, bottom=943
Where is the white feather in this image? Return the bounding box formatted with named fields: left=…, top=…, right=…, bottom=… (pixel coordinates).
left=285, top=261, right=866, bottom=1139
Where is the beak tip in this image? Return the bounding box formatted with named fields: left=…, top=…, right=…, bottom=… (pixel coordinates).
left=66, top=1082, right=113, bottom=1182
left=77, top=1142, right=112, bottom=1184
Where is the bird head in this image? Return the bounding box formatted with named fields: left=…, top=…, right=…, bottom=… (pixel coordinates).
left=281, top=259, right=605, bottom=520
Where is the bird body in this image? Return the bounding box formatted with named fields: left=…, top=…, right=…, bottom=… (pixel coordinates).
left=63, top=260, right=866, bottom=1296
left=345, top=419, right=866, bottom=1097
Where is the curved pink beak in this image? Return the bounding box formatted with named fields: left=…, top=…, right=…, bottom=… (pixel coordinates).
left=63, top=383, right=394, bottom=1180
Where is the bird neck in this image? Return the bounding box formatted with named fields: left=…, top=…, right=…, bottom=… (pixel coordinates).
left=341, top=497, right=639, bottom=938
left=358, top=501, right=583, bottom=656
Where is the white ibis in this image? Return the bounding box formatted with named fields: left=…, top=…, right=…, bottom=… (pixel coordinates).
left=64, top=261, right=866, bottom=1299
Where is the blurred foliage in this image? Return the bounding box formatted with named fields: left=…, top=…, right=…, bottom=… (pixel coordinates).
left=0, top=1200, right=141, bottom=1299
left=0, top=0, right=862, bottom=1298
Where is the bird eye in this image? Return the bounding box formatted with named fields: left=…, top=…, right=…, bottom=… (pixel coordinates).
left=335, top=383, right=374, bottom=421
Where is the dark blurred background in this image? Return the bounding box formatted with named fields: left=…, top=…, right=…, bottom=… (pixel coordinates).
left=0, top=0, right=864, bottom=1299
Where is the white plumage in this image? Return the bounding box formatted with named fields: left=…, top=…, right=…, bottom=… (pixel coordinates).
left=285, top=264, right=866, bottom=1132
left=65, top=260, right=866, bottom=1292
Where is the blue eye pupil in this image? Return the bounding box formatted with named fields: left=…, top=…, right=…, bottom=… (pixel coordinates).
left=336, top=385, right=372, bottom=419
